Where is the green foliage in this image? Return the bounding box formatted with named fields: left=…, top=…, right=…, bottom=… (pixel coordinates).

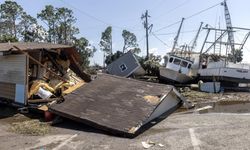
left=73, top=37, right=96, bottom=68
left=105, top=51, right=124, bottom=65
left=0, top=0, right=24, bottom=37
left=18, top=12, right=46, bottom=42
left=122, top=30, right=139, bottom=54
left=99, top=26, right=112, bottom=55
left=139, top=54, right=162, bottom=76
left=228, top=49, right=243, bottom=63
left=0, top=1, right=96, bottom=69
left=0, top=34, right=18, bottom=43
left=55, top=7, right=78, bottom=44
left=37, top=5, right=57, bottom=43
left=38, top=5, right=79, bottom=44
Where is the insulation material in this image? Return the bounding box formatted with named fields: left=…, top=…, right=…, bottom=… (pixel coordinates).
left=36, top=87, right=53, bottom=99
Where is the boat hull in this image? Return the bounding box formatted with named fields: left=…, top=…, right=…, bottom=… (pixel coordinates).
left=198, top=67, right=250, bottom=83
left=159, top=67, right=193, bottom=84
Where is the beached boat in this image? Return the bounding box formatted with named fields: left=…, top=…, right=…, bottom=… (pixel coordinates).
left=198, top=0, right=250, bottom=86
left=159, top=54, right=193, bottom=83
left=159, top=19, right=203, bottom=84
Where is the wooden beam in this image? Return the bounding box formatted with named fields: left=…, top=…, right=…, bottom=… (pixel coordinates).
left=28, top=98, right=62, bottom=103
left=62, top=81, right=85, bottom=95
left=44, top=50, right=66, bottom=76
left=13, top=45, right=67, bottom=82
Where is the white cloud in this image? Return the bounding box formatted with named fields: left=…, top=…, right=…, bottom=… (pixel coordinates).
left=149, top=48, right=158, bottom=54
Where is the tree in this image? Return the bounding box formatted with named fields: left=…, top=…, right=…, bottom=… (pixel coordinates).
left=105, top=51, right=124, bottom=65
left=38, top=6, right=79, bottom=44
left=0, top=34, right=18, bottom=43
left=18, top=12, right=46, bottom=42
left=37, top=5, right=57, bottom=43
left=139, top=54, right=162, bottom=76
left=74, top=37, right=96, bottom=68
left=99, top=26, right=112, bottom=55
left=122, top=30, right=140, bottom=54
left=55, top=7, right=78, bottom=44
left=0, top=0, right=23, bottom=38
left=228, top=49, right=243, bottom=63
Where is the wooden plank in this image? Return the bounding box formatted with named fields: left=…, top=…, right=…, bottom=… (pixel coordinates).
left=62, top=81, right=85, bottom=95
left=28, top=98, right=61, bottom=103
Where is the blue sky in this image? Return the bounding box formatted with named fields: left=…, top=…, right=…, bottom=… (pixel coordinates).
left=4, top=0, right=250, bottom=64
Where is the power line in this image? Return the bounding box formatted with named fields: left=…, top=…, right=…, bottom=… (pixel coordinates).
left=58, top=0, right=139, bottom=31
left=151, top=32, right=170, bottom=47
left=154, top=20, right=181, bottom=33
left=154, top=30, right=198, bottom=36
left=185, top=2, right=222, bottom=20
left=153, top=0, right=192, bottom=21
left=154, top=1, right=222, bottom=33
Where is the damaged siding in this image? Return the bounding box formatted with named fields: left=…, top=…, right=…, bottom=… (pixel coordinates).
left=0, top=54, right=27, bottom=104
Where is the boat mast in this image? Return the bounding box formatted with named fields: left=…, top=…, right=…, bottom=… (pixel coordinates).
left=222, top=0, right=236, bottom=62
left=191, top=22, right=203, bottom=52
left=171, top=18, right=185, bottom=53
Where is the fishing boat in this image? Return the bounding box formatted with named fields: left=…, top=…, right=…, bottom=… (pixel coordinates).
left=159, top=19, right=203, bottom=84
left=159, top=54, right=193, bottom=83
left=198, top=0, right=250, bottom=86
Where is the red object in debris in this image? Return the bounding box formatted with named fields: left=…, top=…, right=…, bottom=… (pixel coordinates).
left=44, top=111, right=54, bottom=122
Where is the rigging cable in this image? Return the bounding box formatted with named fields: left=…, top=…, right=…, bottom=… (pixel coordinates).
left=58, top=0, right=139, bottom=31
left=153, top=0, right=192, bottom=21
left=151, top=32, right=170, bottom=47
left=154, top=1, right=222, bottom=33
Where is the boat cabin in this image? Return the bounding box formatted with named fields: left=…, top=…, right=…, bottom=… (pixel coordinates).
left=164, top=55, right=193, bottom=75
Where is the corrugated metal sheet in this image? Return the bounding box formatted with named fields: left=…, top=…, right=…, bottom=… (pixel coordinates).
left=49, top=74, right=182, bottom=136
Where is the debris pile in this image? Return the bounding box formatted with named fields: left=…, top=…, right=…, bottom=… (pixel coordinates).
left=27, top=51, right=84, bottom=103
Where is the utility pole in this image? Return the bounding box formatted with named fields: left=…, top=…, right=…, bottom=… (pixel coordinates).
left=141, top=10, right=153, bottom=60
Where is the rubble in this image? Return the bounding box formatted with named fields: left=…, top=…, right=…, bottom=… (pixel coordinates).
left=0, top=42, right=187, bottom=136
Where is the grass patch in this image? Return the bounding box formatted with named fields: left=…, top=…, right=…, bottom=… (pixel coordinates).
left=10, top=119, right=50, bottom=136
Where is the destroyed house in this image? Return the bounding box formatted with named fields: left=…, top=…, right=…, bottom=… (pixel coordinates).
left=0, top=42, right=185, bottom=136
left=0, top=42, right=90, bottom=106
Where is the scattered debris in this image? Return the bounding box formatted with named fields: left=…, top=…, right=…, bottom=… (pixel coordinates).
left=10, top=119, right=50, bottom=136
left=194, top=105, right=213, bottom=113
left=141, top=140, right=165, bottom=149
left=0, top=42, right=90, bottom=106
left=158, top=143, right=165, bottom=147
left=141, top=141, right=155, bottom=149
left=143, top=95, right=161, bottom=105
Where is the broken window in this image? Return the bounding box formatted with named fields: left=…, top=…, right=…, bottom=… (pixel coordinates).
left=169, top=57, right=173, bottom=63
left=180, top=61, right=188, bottom=68
left=173, top=58, right=181, bottom=65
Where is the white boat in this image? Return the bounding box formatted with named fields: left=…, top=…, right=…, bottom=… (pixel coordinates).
left=198, top=0, right=250, bottom=86
left=159, top=54, right=194, bottom=83
left=159, top=19, right=203, bottom=84
left=198, top=61, right=250, bottom=84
